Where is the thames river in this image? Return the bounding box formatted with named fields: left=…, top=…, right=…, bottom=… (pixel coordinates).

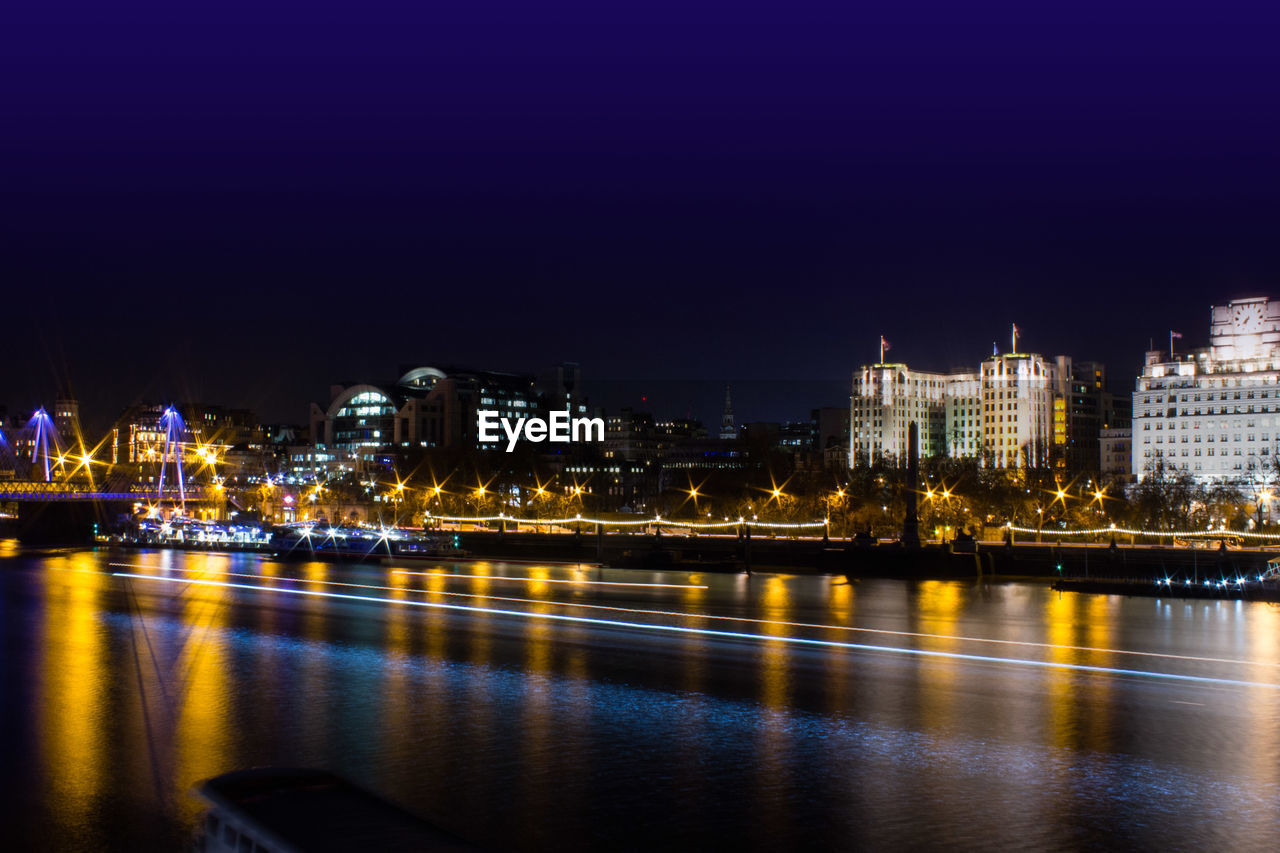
left=2, top=543, right=1279, bottom=850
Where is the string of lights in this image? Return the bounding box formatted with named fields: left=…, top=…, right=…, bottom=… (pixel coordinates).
left=1004, top=523, right=1280, bottom=540
left=423, top=512, right=829, bottom=530
left=420, top=514, right=1280, bottom=539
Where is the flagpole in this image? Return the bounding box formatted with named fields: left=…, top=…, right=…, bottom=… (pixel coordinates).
left=1170, top=330, right=1173, bottom=360
left=879, top=336, right=884, bottom=364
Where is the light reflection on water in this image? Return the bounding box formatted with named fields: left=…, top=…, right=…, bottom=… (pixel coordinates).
left=39, top=552, right=107, bottom=849
left=3, top=548, right=1280, bottom=850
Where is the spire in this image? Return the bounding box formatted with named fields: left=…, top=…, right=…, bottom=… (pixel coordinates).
left=720, top=384, right=736, bottom=440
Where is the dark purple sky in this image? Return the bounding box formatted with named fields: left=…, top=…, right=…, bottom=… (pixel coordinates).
left=4, top=1, right=1280, bottom=427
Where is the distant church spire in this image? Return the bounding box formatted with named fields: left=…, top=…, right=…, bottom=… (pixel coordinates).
left=720, top=384, right=736, bottom=440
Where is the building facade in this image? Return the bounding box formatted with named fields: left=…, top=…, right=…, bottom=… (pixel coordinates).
left=980, top=353, right=1056, bottom=468
left=1101, top=428, right=1132, bottom=478
left=1133, top=296, right=1280, bottom=484
left=851, top=364, right=951, bottom=464
left=851, top=352, right=1058, bottom=468
left=944, top=372, right=981, bottom=459
left=53, top=391, right=81, bottom=448
left=310, top=363, right=588, bottom=463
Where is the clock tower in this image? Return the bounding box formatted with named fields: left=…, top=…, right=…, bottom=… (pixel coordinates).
left=1209, top=296, right=1280, bottom=359
left=1135, top=295, right=1280, bottom=487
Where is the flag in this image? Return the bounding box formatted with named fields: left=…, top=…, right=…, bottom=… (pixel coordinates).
left=880, top=336, right=891, bottom=352
left=1171, top=331, right=1183, bottom=339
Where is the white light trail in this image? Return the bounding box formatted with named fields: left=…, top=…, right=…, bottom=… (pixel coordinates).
left=104, top=562, right=1279, bottom=670
left=111, top=571, right=1280, bottom=691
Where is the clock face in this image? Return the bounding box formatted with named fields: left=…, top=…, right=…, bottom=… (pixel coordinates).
left=1232, top=301, right=1267, bottom=333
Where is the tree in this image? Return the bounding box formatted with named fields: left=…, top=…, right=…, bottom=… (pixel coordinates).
left=1130, top=461, right=1200, bottom=531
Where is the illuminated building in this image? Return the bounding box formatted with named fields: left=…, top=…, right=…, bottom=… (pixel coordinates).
left=851, top=350, right=1060, bottom=468
left=1101, top=428, right=1132, bottom=478
left=851, top=364, right=951, bottom=464
left=53, top=389, right=81, bottom=448
left=110, top=403, right=243, bottom=469
left=1133, top=296, right=1280, bottom=484
left=979, top=353, right=1056, bottom=468
left=944, top=371, right=981, bottom=459
left=111, top=404, right=173, bottom=464
left=1049, top=359, right=1131, bottom=474
left=311, top=364, right=589, bottom=462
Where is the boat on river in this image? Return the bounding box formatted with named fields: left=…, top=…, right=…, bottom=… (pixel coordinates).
left=1054, top=558, right=1280, bottom=601
left=194, top=767, right=474, bottom=851
left=273, top=524, right=468, bottom=562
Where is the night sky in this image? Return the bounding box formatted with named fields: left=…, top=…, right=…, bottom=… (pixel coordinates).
left=4, top=1, right=1280, bottom=429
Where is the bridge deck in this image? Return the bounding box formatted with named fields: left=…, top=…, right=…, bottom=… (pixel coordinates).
left=0, top=482, right=211, bottom=502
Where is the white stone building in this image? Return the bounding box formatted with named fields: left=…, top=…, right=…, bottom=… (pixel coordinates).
left=979, top=353, right=1056, bottom=468
left=1133, top=296, right=1280, bottom=485
left=851, top=364, right=949, bottom=464
left=944, top=371, right=982, bottom=458
left=851, top=352, right=1057, bottom=467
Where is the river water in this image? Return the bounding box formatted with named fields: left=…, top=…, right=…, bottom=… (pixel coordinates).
left=2, top=543, right=1279, bottom=850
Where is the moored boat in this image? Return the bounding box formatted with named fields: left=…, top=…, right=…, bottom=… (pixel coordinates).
left=194, top=767, right=474, bottom=851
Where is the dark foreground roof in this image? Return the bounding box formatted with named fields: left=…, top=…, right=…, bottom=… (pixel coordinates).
left=197, top=767, right=476, bottom=852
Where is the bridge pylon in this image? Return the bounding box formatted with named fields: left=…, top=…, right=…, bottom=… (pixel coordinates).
left=156, top=406, right=188, bottom=511
left=21, top=407, right=63, bottom=482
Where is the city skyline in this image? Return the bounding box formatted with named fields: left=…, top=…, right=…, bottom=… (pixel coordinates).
left=6, top=3, right=1280, bottom=426
left=0, top=306, right=1239, bottom=434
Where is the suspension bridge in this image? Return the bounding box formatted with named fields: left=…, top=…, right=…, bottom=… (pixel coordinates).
left=0, top=405, right=217, bottom=543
